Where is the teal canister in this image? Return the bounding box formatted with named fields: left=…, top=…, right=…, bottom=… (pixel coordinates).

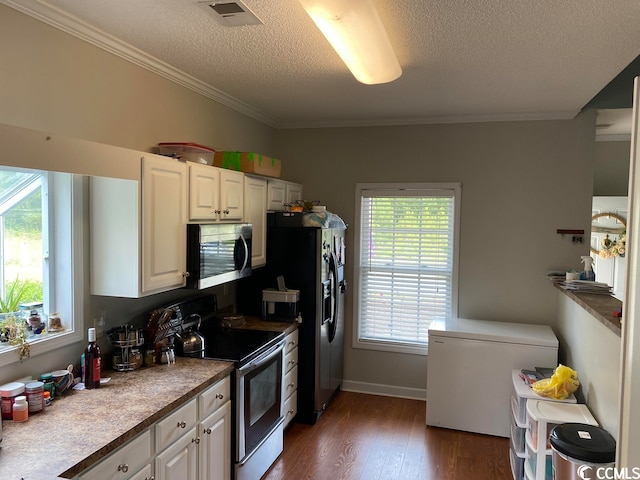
left=40, top=373, right=54, bottom=399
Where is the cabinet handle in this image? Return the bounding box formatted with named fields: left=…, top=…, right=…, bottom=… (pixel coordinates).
left=145, top=477, right=155, bottom=480
left=223, top=209, right=230, bottom=215
left=117, top=464, right=129, bottom=473
left=287, top=360, right=295, bottom=366
left=215, top=393, right=224, bottom=400
left=288, top=382, right=295, bottom=388
left=177, top=421, right=186, bottom=428
left=182, top=272, right=190, bottom=278
left=214, top=209, right=221, bottom=214
left=192, top=437, right=201, bottom=444
left=288, top=409, right=294, bottom=414
left=204, top=428, right=212, bottom=435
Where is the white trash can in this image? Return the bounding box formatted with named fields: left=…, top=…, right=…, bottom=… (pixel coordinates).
left=550, top=423, right=616, bottom=480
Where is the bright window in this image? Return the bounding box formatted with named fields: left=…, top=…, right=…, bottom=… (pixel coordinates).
left=0, top=166, right=83, bottom=365
left=353, top=183, right=460, bottom=355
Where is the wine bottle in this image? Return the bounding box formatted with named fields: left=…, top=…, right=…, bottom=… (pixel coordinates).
left=84, top=328, right=101, bottom=389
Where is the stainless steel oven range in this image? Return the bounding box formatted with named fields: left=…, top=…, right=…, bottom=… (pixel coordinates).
left=169, top=295, right=286, bottom=480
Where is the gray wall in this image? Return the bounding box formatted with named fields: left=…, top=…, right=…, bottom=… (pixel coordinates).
left=274, top=117, right=597, bottom=394
left=0, top=5, right=274, bottom=384
left=594, top=140, right=631, bottom=196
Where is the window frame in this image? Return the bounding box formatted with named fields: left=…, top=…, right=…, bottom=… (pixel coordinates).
left=0, top=169, right=84, bottom=367
left=352, top=182, right=461, bottom=356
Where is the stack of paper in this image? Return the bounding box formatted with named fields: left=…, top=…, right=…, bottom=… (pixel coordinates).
left=560, top=280, right=613, bottom=295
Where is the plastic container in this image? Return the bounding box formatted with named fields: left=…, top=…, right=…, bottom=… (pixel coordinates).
left=12, top=396, right=28, bottom=422
left=25, top=381, right=44, bottom=414
left=158, top=142, right=215, bottom=165
left=511, top=370, right=576, bottom=427
left=0, top=382, right=25, bottom=420
left=550, top=423, right=616, bottom=480
left=40, top=372, right=54, bottom=399
left=527, top=400, right=597, bottom=450
left=262, top=288, right=300, bottom=321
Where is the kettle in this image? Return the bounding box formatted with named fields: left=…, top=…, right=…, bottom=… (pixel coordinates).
left=174, top=314, right=206, bottom=358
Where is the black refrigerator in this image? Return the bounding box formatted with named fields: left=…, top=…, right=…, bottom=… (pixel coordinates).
left=254, top=213, right=346, bottom=424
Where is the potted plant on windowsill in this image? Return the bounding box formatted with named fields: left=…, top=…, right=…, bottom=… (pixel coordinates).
left=0, top=278, right=30, bottom=360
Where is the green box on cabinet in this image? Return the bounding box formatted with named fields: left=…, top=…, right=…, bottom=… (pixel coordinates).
left=214, top=151, right=281, bottom=178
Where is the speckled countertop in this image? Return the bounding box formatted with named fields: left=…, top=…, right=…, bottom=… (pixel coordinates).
left=554, top=282, right=622, bottom=336
left=0, top=357, right=234, bottom=480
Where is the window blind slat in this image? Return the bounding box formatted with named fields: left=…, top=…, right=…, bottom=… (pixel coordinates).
left=358, top=191, right=455, bottom=347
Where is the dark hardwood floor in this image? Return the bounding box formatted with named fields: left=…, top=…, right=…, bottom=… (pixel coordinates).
left=263, top=391, right=512, bottom=480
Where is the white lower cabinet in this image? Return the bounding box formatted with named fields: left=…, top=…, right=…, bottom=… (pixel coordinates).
left=199, top=401, right=231, bottom=480
left=283, top=329, right=299, bottom=428
left=76, top=376, right=231, bottom=480
left=78, top=429, right=152, bottom=480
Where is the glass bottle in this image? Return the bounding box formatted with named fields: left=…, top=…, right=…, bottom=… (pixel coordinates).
left=84, top=328, right=101, bottom=389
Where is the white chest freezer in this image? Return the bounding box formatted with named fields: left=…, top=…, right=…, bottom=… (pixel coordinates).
left=426, top=318, right=558, bottom=437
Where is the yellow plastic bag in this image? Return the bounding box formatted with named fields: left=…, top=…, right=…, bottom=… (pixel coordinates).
left=532, top=364, right=579, bottom=400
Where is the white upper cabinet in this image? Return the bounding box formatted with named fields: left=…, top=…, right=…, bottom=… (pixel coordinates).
left=267, top=179, right=303, bottom=211
left=244, top=176, right=268, bottom=268
left=90, top=155, right=188, bottom=298
left=188, top=163, right=243, bottom=222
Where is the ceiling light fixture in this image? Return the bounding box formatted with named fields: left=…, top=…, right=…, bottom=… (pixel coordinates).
left=299, top=0, right=402, bottom=85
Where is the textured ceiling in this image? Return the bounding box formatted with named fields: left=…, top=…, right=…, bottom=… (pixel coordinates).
left=5, top=0, right=640, bottom=130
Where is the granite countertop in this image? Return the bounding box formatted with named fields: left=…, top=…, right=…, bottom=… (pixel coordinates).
left=554, top=282, right=622, bottom=336
left=0, top=357, right=234, bottom=480
left=234, top=315, right=299, bottom=335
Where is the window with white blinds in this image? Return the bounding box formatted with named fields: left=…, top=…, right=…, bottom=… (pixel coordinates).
left=354, top=183, right=460, bottom=355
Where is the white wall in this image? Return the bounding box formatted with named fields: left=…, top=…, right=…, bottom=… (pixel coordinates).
left=555, top=292, right=621, bottom=438
left=274, top=117, right=598, bottom=394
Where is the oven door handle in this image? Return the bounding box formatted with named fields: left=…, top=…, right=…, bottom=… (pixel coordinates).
left=238, top=339, right=285, bottom=375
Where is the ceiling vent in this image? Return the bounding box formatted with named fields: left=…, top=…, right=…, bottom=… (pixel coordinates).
left=198, top=1, right=263, bottom=26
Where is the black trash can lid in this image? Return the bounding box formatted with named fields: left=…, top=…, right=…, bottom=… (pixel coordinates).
left=550, top=423, right=616, bottom=464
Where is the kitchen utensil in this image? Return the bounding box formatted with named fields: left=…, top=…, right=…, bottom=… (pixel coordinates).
left=174, top=314, right=206, bottom=357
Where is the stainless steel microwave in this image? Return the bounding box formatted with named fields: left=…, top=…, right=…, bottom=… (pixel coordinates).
left=186, top=223, right=252, bottom=289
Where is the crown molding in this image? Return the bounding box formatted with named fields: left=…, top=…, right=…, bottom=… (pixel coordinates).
left=2, top=0, right=278, bottom=127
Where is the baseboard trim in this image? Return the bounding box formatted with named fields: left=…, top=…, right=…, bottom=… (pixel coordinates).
left=342, top=380, right=426, bottom=401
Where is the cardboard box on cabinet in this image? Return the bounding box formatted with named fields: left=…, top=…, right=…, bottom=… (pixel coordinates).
left=214, top=151, right=281, bottom=178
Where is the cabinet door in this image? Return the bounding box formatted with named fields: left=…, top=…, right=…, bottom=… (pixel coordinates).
left=199, top=401, right=231, bottom=480
left=155, top=399, right=197, bottom=453
left=267, top=180, right=287, bottom=211
left=155, top=428, right=198, bottom=480
left=285, top=182, right=303, bottom=207
left=283, top=390, right=297, bottom=429
left=219, top=169, right=244, bottom=221
left=244, top=176, right=268, bottom=267
left=141, top=156, right=187, bottom=294
left=189, top=163, right=220, bottom=221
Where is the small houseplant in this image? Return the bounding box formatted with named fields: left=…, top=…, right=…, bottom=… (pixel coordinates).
left=0, top=278, right=30, bottom=360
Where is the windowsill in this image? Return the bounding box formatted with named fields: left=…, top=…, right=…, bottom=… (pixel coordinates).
left=553, top=282, right=622, bottom=337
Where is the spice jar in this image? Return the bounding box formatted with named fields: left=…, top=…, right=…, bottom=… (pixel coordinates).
left=25, top=381, right=44, bottom=414
left=12, top=396, right=28, bottom=422
left=40, top=373, right=54, bottom=399
left=0, top=382, right=25, bottom=420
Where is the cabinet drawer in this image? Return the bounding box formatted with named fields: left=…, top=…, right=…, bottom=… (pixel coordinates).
left=284, top=346, right=298, bottom=373
left=198, top=376, right=231, bottom=420
left=155, top=398, right=197, bottom=453
left=78, top=429, right=151, bottom=480
left=284, top=365, right=298, bottom=399
left=283, top=390, right=297, bottom=429
left=285, top=329, right=299, bottom=353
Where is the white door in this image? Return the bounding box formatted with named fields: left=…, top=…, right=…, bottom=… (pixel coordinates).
left=219, top=169, right=244, bottom=221
left=619, top=76, right=640, bottom=469
left=199, top=402, right=231, bottom=480
left=141, top=156, right=187, bottom=294
left=591, top=196, right=628, bottom=300
left=244, top=176, right=267, bottom=267
left=155, top=429, right=198, bottom=480
left=189, top=163, right=220, bottom=221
